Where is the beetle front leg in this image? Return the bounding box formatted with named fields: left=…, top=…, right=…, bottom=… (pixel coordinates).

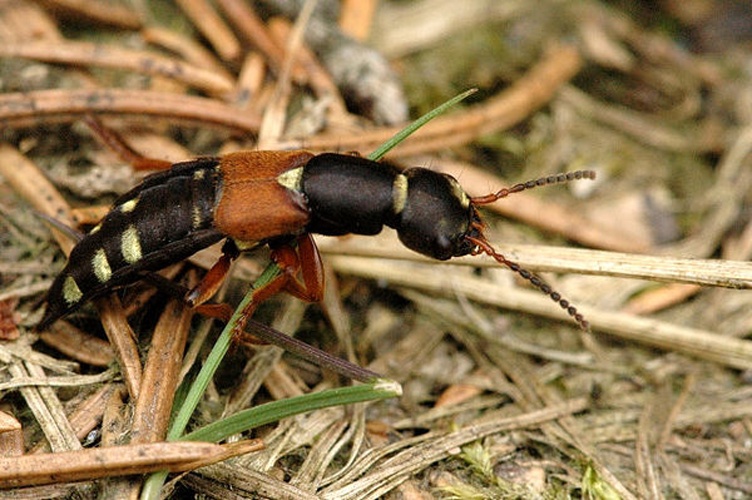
left=185, top=240, right=240, bottom=308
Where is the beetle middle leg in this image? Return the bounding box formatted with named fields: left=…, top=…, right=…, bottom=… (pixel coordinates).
left=185, top=240, right=240, bottom=308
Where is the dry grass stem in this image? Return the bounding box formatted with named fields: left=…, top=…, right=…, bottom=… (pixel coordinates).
left=328, top=256, right=752, bottom=370
left=317, top=235, right=752, bottom=288
left=320, top=398, right=589, bottom=499
left=9, top=361, right=80, bottom=453
left=0, top=368, right=116, bottom=394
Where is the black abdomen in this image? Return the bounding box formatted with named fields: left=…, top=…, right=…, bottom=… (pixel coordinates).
left=38, top=158, right=224, bottom=329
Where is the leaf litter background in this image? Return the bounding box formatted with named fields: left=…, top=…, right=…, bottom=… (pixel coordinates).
left=1, top=0, right=752, bottom=498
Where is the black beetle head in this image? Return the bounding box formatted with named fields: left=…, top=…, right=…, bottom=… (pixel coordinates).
left=394, top=167, right=596, bottom=333
left=396, top=169, right=479, bottom=260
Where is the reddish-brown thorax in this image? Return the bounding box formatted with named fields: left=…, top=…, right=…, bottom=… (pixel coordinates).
left=214, top=150, right=313, bottom=245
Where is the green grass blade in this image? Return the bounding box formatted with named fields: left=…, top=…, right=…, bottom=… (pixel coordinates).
left=183, top=379, right=401, bottom=443
left=166, top=263, right=282, bottom=441
left=368, top=88, right=477, bottom=161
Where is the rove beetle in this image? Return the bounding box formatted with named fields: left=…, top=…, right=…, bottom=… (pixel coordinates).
left=37, top=134, right=595, bottom=332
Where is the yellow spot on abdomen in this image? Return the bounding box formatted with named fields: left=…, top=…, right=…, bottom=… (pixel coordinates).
left=121, top=225, right=142, bottom=264
left=92, top=249, right=112, bottom=283
left=62, top=276, right=83, bottom=305
left=119, top=198, right=139, bottom=213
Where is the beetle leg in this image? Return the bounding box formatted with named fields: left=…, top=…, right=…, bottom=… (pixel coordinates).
left=223, top=235, right=324, bottom=339
left=270, top=234, right=324, bottom=303
left=84, top=114, right=173, bottom=171
left=185, top=240, right=240, bottom=307
left=135, top=270, right=234, bottom=323
left=193, top=303, right=234, bottom=322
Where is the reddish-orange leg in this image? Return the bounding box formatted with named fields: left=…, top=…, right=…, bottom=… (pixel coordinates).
left=176, top=235, right=324, bottom=338
left=185, top=241, right=240, bottom=309
left=232, top=234, right=325, bottom=340
left=269, top=233, right=324, bottom=303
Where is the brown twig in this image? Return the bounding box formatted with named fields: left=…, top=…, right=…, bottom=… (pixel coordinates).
left=339, top=0, right=379, bottom=41
left=0, top=88, right=261, bottom=131
left=29, top=384, right=117, bottom=454
left=40, top=322, right=115, bottom=367
left=0, top=440, right=264, bottom=488
left=277, top=44, right=583, bottom=155
left=36, top=0, right=143, bottom=30
left=233, top=52, right=268, bottom=110
left=93, top=296, right=142, bottom=400
left=0, top=40, right=234, bottom=95
left=0, top=144, right=76, bottom=254
left=131, top=294, right=194, bottom=444
left=268, top=17, right=348, bottom=117
left=217, top=0, right=301, bottom=79
left=141, top=26, right=234, bottom=82
left=175, top=0, right=241, bottom=62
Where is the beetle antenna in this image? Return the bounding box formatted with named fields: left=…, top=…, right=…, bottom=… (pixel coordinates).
left=468, top=235, right=590, bottom=332
left=471, top=170, right=596, bottom=205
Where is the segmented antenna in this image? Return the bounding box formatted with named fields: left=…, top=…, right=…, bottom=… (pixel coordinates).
left=469, top=170, right=596, bottom=332
left=468, top=235, right=589, bottom=331
left=471, top=170, right=596, bottom=205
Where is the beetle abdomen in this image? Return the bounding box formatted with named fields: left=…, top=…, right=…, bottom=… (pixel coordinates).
left=37, top=158, right=224, bottom=329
